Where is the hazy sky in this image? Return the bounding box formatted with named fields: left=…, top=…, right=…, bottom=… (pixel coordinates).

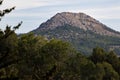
left=0, top=0, right=120, bottom=33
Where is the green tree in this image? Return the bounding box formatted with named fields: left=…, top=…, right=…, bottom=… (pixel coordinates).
left=36, top=39, right=74, bottom=80
left=63, top=53, right=89, bottom=80
left=102, top=62, right=119, bottom=80
left=80, top=60, right=96, bottom=80
left=92, top=62, right=119, bottom=80
left=18, top=33, right=47, bottom=79
left=95, top=63, right=105, bottom=80
left=0, top=0, right=22, bottom=79
left=18, top=35, right=76, bottom=80
left=106, top=51, right=120, bottom=75
left=90, top=47, right=107, bottom=63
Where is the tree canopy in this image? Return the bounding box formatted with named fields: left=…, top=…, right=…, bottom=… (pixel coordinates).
left=0, top=0, right=120, bottom=80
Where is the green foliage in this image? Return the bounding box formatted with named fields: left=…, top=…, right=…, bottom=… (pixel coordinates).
left=0, top=0, right=22, bottom=79
left=90, top=47, right=107, bottom=63
left=33, top=24, right=120, bottom=55
left=102, top=62, right=119, bottom=80
left=18, top=33, right=47, bottom=79
left=0, top=27, right=19, bottom=79
left=1, top=29, right=120, bottom=80
left=106, top=51, right=120, bottom=75
left=0, top=1, right=120, bottom=79
left=17, top=33, right=76, bottom=80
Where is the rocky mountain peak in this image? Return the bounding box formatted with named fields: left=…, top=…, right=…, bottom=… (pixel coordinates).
left=36, top=12, right=120, bottom=37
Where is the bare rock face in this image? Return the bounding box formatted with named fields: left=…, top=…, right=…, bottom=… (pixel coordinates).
left=32, top=12, right=120, bottom=55
left=36, top=12, right=120, bottom=37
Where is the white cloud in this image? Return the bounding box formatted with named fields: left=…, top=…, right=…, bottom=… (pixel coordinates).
left=1, top=0, right=79, bottom=10
left=0, top=0, right=50, bottom=10
left=67, top=6, right=120, bottom=19
left=0, top=0, right=120, bottom=33
left=1, top=0, right=120, bottom=20
left=0, top=0, right=105, bottom=10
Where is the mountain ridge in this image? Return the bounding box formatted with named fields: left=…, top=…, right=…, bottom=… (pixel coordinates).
left=32, top=12, right=120, bottom=55
left=34, top=12, right=120, bottom=37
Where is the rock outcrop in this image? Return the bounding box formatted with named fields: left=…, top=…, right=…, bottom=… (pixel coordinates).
left=32, top=12, right=120, bottom=55
left=35, top=12, right=120, bottom=37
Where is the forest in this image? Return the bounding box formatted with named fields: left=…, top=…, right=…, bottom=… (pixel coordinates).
left=0, top=27, right=120, bottom=80
left=0, top=0, right=120, bottom=80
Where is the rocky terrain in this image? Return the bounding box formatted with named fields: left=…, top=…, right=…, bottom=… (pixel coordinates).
left=35, top=12, right=120, bottom=37
left=32, top=12, right=120, bottom=55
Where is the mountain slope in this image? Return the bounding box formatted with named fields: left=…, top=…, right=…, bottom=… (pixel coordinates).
left=32, top=12, right=120, bottom=55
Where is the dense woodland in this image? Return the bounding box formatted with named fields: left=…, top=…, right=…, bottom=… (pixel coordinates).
left=1, top=27, right=120, bottom=80
left=0, top=0, right=120, bottom=80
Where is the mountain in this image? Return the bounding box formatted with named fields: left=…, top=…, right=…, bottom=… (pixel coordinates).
left=32, top=12, right=120, bottom=55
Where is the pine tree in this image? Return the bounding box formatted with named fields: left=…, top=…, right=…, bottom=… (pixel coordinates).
left=0, top=0, right=22, bottom=79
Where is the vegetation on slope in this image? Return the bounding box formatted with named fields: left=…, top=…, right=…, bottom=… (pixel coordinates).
left=1, top=28, right=120, bottom=80
left=33, top=25, right=120, bottom=55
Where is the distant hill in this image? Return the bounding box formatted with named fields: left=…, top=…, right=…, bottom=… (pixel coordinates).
left=32, top=12, right=120, bottom=55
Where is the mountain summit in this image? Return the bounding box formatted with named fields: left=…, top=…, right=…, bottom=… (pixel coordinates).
left=34, top=12, right=120, bottom=37
left=32, top=12, right=120, bottom=55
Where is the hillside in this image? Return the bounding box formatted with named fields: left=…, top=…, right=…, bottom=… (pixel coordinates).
left=32, top=12, right=120, bottom=55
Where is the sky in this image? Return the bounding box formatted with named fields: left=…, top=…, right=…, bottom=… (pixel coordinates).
left=0, top=0, right=120, bottom=33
